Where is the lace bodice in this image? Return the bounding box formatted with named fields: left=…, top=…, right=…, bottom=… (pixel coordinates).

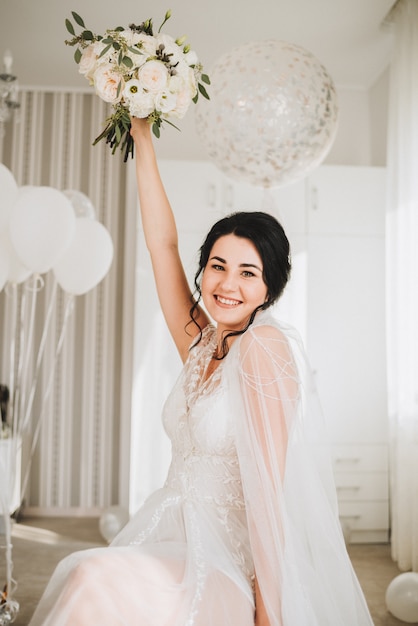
left=162, top=326, right=245, bottom=512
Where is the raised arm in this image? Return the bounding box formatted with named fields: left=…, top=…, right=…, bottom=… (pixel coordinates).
left=130, top=117, right=209, bottom=362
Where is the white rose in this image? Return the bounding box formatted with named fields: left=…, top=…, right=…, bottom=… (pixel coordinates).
left=173, top=66, right=197, bottom=99
left=94, top=65, right=124, bottom=104
left=78, top=42, right=103, bottom=81
left=120, top=31, right=156, bottom=68
left=169, top=88, right=193, bottom=119
left=138, top=60, right=169, bottom=93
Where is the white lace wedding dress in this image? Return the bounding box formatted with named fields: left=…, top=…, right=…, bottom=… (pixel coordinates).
left=29, top=313, right=374, bottom=625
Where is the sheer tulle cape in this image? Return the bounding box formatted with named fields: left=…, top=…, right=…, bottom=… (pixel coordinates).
left=226, top=312, right=373, bottom=625
left=28, top=312, right=374, bottom=626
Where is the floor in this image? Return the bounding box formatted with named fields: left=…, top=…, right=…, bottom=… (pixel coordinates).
left=0, top=516, right=411, bottom=625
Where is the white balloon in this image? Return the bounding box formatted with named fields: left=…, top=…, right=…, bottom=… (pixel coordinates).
left=386, top=573, right=418, bottom=623
left=99, top=506, right=129, bottom=543
left=9, top=186, right=76, bottom=274
left=195, top=40, right=339, bottom=189
left=63, top=189, right=96, bottom=219
left=0, top=163, right=18, bottom=233
left=53, top=217, right=113, bottom=295
left=0, top=230, right=32, bottom=285
left=0, top=241, right=10, bottom=291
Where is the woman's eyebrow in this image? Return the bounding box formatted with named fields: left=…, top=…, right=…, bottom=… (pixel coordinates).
left=209, top=256, right=262, bottom=272
left=240, top=262, right=262, bottom=271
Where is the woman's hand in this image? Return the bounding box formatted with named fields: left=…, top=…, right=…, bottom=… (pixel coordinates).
left=130, top=116, right=152, bottom=146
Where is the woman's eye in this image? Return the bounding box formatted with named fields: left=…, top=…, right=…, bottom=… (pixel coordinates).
left=212, top=264, right=224, bottom=271
left=242, top=270, right=255, bottom=277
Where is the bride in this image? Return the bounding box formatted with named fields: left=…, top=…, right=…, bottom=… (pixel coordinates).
left=29, top=117, right=374, bottom=625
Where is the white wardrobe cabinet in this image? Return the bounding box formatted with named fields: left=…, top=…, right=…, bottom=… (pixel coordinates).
left=305, top=165, right=389, bottom=543
left=131, top=161, right=389, bottom=542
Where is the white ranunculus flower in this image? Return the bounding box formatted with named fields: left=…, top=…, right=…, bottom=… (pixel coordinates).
left=94, top=65, right=124, bottom=104
left=184, top=49, right=198, bottom=67
left=127, top=91, right=155, bottom=118
left=138, top=60, right=169, bottom=93
left=168, top=74, right=184, bottom=94
left=155, top=90, right=177, bottom=114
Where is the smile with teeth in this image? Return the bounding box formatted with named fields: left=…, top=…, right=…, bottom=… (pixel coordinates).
left=215, top=295, right=241, bottom=306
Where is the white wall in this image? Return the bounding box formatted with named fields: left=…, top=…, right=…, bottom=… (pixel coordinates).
left=150, top=79, right=389, bottom=168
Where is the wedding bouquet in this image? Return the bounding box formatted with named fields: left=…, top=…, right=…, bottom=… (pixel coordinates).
left=65, top=10, right=210, bottom=161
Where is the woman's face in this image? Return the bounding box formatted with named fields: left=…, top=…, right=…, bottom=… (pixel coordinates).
left=201, top=234, right=268, bottom=334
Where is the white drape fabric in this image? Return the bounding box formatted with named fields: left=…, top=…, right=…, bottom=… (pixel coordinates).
left=227, top=315, right=373, bottom=625
left=385, top=0, right=418, bottom=571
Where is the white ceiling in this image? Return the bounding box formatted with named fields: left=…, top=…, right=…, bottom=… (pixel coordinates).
left=1, top=0, right=394, bottom=91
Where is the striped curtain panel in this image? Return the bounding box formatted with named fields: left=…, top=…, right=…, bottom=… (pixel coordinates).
left=0, top=89, right=135, bottom=515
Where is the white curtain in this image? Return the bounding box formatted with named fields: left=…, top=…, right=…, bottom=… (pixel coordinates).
left=385, top=0, right=418, bottom=571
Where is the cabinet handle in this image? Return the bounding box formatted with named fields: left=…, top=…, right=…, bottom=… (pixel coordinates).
left=336, top=486, right=360, bottom=492
left=207, top=183, right=216, bottom=208
left=334, top=457, right=360, bottom=464
left=310, top=185, right=318, bottom=211
left=339, top=514, right=361, bottom=520
left=225, top=184, right=233, bottom=209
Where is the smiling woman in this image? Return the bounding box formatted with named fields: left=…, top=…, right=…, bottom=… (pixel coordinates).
left=28, top=116, right=374, bottom=626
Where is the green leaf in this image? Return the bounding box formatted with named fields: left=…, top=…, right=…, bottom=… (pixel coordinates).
left=115, top=124, right=122, bottom=144
left=201, top=73, right=210, bottom=85
left=74, top=48, right=82, bottom=64
left=65, top=19, right=75, bottom=36
left=192, top=93, right=198, bottom=104
left=127, top=46, right=142, bottom=55
left=152, top=122, right=161, bottom=139
left=71, top=11, right=85, bottom=28
left=81, top=30, right=94, bottom=41
left=198, top=83, right=210, bottom=100
left=113, top=41, right=121, bottom=50
left=98, top=43, right=112, bottom=58
left=102, top=37, right=114, bottom=44
left=122, top=56, right=133, bottom=68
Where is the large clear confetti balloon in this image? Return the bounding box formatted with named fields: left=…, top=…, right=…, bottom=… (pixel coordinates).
left=195, top=40, right=339, bottom=189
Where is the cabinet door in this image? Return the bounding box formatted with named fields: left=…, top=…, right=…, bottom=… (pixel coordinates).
left=306, top=234, right=388, bottom=443
left=305, top=166, right=388, bottom=444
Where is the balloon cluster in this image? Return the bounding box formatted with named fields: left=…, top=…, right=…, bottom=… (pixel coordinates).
left=0, top=163, right=113, bottom=295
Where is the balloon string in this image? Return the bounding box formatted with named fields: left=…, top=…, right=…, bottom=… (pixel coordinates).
left=18, top=274, right=44, bottom=428
left=20, top=279, right=58, bottom=433
left=6, top=284, right=18, bottom=436
left=20, top=293, right=75, bottom=502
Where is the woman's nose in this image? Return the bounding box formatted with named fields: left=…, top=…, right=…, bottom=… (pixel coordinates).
left=219, top=272, right=237, bottom=291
